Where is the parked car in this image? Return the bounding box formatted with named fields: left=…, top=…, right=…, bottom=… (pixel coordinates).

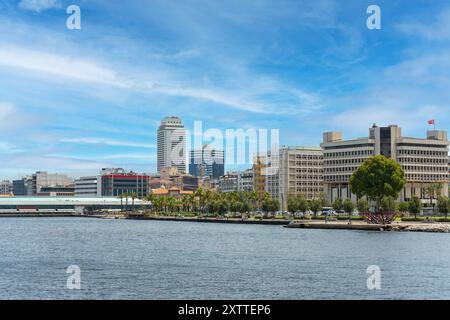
left=294, top=211, right=304, bottom=218
left=321, top=209, right=336, bottom=216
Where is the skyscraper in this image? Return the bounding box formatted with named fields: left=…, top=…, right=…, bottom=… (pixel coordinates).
left=157, top=116, right=187, bottom=174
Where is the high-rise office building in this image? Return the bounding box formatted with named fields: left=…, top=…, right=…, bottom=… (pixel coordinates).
left=189, top=145, right=224, bottom=180
left=157, top=116, right=186, bottom=174
left=321, top=124, right=449, bottom=203
left=255, top=147, right=324, bottom=210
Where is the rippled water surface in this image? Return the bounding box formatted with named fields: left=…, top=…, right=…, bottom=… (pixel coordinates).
left=1, top=217, right=449, bottom=299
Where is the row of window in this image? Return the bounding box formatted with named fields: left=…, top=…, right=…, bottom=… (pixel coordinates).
left=324, top=158, right=365, bottom=166
left=324, top=167, right=360, bottom=173
left=405, top=174, right=449, bottom=181
left=290, top=155, right=323, bottom=160
left=398, top=150, right=447, bottom=156
left=289, top=162, right=323, bottom=167
left=290, top=169, right=323, bottom=174
left=401, top=166, right=448, bottom=172
left=398, top=158, right=448, bottom=164
left=324, top=150, right=373, bottom=158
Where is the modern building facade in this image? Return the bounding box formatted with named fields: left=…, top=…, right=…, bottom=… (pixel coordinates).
left=321, top=124, right=449, bottom=203
left=74, top=176, right=101, bottom=197
left=0, top=180, right=12, bottom=195
left=38, top=186, right=75, bottom=197
left=237, top=169, right=254, bottom=192
left=218, top=173, right=239, bottom=193
left=189, top=145, right=225, bottom=180
left=157, top=116, right=186, bottom=174
left=31, top=171, right=73, bottom=195
left=218, top=170, right=255, bottom=193
left=256, top=147, right=324, bottom=209
left=100, top=170, right=150, bottom=198
left=12, top=177, right=32, bottom=196
left=278, top=147, right=324, bottom=209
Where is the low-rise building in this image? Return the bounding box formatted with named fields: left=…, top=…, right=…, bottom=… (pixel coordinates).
left=31, top=171, right=73, bottom=195
left=237, top=169, right=254, bottom=192
left=74, top=176, right=101, bottom=197
left=13, top=178, right=32, bottom=196
left=218, top=173, right=239, bottom=193
left=0, top=180, right=12, bottom=196
left=98, top=168, right=150, bottom=198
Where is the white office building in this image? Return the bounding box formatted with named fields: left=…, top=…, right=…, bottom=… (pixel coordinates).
left=157, top=116, right=187, bottom=174
left=74, top=176, right=101, bottom=197
left=321, top=124, right=449, bottom=203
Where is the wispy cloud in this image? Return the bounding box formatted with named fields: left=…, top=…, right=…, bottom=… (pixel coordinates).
left=0, top=45, right=132, bottom=88
left=0, top=142, right=23, bottom=154
left=60, top=137, right=155, bottom=149
left=18, top=0, right=62, bottom=13
left=101, top=153, right=156, bottom=160
left=396, top=8, right=450, bottom=41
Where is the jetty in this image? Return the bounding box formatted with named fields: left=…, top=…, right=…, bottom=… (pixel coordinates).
left=285, top=220, right=450, bottom=233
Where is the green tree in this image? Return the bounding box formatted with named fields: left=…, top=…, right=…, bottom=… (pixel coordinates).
left=129, top=192, right=138, bottom=211
left=298, top=196, right=309, bottom=214
left=287, top=194, right=299, bottom=213
left=437, top=196, right=449, bottom=219
left=262, top=198, right=280, bottom=215
left=397, top=201, right=410, bottom=215
left=380, top=196, right=397, bottom=212
left=343, top=199, right=355, bottom=223
left=118, top=193, right=125, bottom=212
left=332, top=198, right=343, bottom=212
left=357, top=198, right=369, bottom=213
left=350, top=155, right=405, bottom=211
left=408, top=196, right=423, bottom=220
left=309, top=199, right=322, bottom=217
left=425, top=183, right=443, bottom=213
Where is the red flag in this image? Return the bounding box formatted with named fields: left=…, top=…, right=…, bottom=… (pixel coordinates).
left=428, top=119, right=435, bottom=125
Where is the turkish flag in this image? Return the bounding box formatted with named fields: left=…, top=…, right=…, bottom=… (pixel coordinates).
left=428, top=119, right=435, bottom=125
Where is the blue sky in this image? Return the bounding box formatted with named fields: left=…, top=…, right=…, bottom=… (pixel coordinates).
left=0, top=0, right=449, bottom=179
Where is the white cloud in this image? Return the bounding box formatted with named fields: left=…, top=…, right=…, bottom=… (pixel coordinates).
left=147, top=84, right=269, bottom=113
left=0, top=102, right=14, bottom=120
left=101, top=153, right=156, bottom=160
left=396, top=8, right=450, bottom=41
left=0, top=45, right=132, bottom=88
left=60, top=137, right=155, bottom=149
left=18, top=0, right=61, bottom=13
left=0, top=142, right=23, bottom=154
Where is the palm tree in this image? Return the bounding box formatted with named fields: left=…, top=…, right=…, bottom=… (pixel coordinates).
left=195, top=188, right=205, bottom=217
left=118, top=193, right=125, bottom=212
left=145, top=194, right=156, bottom=214
left=129, top=192, right=138, bottom=211
left=424, top=183, right=442, bottom=214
